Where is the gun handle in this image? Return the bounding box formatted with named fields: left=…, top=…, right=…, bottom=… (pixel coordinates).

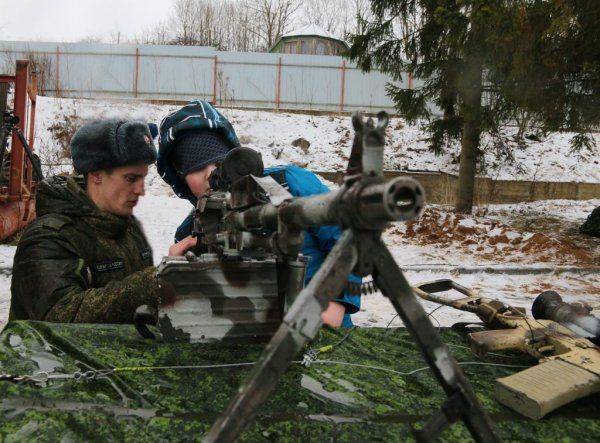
left=469, top=328, right=528, bottom=357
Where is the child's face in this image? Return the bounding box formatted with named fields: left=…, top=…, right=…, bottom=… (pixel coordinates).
left=184, top=163, right=217, bottom=197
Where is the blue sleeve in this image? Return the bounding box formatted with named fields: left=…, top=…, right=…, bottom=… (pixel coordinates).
left=280, top=166, right=362, bottom=315
left=175, top=211, right=194, bottom=243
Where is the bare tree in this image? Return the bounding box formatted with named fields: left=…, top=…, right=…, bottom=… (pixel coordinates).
left=350, top=0, right=373, bottom=36
left=169, top=0, right=202, bottom=45
left=135, top=0, right=300, bottom=52
left=300, top=0, right=372, bottom=40
left=301, top=0, right=341, bottom=34
left=136, top=21, right=172, bottom=46
left=244, top=0, right=301, bottom=50
left=78, top=35, right=106, bottom=44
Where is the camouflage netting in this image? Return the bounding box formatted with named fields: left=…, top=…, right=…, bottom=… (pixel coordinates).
left=580, top=207, right=600, bottom=237
left=1, top=321, right=600, bottom=441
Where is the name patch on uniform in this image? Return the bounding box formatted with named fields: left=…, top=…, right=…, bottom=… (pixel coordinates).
left=94, top=259, right=125, bottom=273
left=141, top=249, right=152, bottom=262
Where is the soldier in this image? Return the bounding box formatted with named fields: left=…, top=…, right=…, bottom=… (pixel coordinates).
left=157, top=101, right=361, bottom=328
left=9, top=119, right=191, bottom=323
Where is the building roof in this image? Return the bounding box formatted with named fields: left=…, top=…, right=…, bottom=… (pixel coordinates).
left=270, top=25, right=349, bottom=52
left=281, top=24, right=340, bottom=41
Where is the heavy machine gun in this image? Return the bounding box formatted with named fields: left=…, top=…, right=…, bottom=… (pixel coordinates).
left=136, top=112, right=499, bottom=442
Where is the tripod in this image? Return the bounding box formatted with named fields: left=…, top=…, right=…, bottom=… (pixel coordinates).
left=204, top=113, right=499, bottom=442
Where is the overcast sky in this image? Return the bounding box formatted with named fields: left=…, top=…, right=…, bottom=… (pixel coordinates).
left=0, top=0, right=175, bottom=42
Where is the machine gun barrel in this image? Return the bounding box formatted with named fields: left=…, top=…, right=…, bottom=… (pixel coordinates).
left=230, top=176, right=424, bottom=233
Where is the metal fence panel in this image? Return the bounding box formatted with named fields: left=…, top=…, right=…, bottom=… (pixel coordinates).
left=216, top=51, right=279, bottom=108
left=0, top=40, right=404, bottom=113
left=343, top=67, right=400, bottom=112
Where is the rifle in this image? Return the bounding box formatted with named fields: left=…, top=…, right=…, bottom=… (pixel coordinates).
left=136, top=112, right=499, bottom=442
left=414, top=279, right=600, bottom=420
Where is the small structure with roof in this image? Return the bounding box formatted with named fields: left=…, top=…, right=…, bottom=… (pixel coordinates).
left=269, top=25, right=349, bottom=56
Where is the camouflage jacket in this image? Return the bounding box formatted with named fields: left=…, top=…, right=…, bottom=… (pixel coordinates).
left=10, top=175, right=158, bottom=323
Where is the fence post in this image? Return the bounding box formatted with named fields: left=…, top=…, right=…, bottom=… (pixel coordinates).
left=339, top=60, right=346, bottom=112
left=275, top=57, right=282, bottom=110
left=133, top=48, right=140, bottom=98
left=55, top=46, right=60, bottom=97
left=212, top=55, right=218, bottom=104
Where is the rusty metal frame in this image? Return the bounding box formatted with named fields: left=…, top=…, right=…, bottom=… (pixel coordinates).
left=0, top=59, right=38, bottom=239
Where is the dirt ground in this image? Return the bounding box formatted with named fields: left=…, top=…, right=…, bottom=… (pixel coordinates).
left=389, top=204, right=600, bottom=267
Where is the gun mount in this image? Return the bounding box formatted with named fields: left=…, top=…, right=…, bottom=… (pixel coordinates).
left=136, top=111, right=498, bottom=442
left=194, top=112, right=498, bottom=443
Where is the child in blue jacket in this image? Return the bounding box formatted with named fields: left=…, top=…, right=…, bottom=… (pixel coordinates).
left=157, top=100, right=361, bottom=327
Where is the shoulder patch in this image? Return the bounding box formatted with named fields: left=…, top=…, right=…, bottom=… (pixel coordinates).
left=93, top=259, right=125, bottom=273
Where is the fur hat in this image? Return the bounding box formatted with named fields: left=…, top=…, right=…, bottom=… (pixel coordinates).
left=71, top=119, right=157, bottom=174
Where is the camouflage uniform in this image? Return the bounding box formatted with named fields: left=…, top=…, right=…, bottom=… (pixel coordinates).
left=10, top=175, right=158, bottom=323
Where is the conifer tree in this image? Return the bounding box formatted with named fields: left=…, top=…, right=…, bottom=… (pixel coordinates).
left=348, top=1, right=600, bottom=213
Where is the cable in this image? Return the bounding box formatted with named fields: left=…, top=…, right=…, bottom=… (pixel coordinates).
left=427, top=305, right=444, bottom=332
left=383, top=313, right=400, bottom=335
left=332, top=327, right=355, bottom=348
left=305, top=327, right=356, bottom=359
left=12, top=358, right=529, bottom=386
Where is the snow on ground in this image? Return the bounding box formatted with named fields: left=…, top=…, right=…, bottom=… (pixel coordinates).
left=0, top=194, right=598, bottom=329
left=353, top=270, right=600, bottom=328
left=0, top=96, right=598, bottom=329
left=33, top=96, right=600, bottom=182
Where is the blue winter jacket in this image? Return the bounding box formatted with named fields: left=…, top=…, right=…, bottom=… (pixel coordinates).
left=174, top=165, right=361, bottom=327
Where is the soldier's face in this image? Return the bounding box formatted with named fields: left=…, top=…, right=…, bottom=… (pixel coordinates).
left=91, top=163, right=148, bottom=217
left=185, top=163, right=217, bottom=197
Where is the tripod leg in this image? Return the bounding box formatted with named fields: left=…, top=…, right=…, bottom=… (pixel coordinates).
left=204, top=230, right=357, bottom=443
left=367, top=236, right=499, bottom=443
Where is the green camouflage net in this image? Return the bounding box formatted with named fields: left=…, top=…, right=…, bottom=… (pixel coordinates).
left=1, top=321, right=599, bottom=442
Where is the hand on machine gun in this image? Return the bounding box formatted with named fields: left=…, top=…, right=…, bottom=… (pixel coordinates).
left=414, top=279, right=600, bottom=420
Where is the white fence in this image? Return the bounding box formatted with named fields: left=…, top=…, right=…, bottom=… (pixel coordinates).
left=0, top=40, right=418, bottom=113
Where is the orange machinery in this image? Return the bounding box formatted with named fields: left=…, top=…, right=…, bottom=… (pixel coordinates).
left=0, top=60, right=39, bottom=240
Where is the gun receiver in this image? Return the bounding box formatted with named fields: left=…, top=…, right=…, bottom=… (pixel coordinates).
left=415, top=279, right=600, bottom=419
